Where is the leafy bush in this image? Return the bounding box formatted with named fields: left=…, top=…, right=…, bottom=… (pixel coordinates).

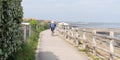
left=0, top=0, right=23, bottom=60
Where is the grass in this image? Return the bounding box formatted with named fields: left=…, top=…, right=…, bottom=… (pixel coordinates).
left=78, top=48, right=100, bottom=60
left=14, top=29, right=41, bottom=60
left=13, top=25, right=47, bottom=60
left=88, top=53, right=99, bottom=60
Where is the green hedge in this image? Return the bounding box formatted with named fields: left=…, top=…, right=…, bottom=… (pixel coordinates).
left=0, top=0, right=23, bottom=60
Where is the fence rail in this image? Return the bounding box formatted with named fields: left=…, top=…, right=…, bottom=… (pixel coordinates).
left=57, top=25, right=120, bottom=60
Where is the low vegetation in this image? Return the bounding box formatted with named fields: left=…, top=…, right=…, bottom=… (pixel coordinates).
left=79, top=48, right=100, bottom=60
left=13, top=20, right=49, bottom=60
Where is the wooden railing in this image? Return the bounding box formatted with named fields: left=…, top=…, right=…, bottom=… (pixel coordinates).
left=56, top=25, right=120, bottom=60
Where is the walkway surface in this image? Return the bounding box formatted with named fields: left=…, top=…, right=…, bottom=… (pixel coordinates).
left=36, top=30, right=90, bottom=60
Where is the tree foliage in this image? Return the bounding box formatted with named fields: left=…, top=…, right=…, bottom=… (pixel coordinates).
left=0, top=0, right=23, bottom=60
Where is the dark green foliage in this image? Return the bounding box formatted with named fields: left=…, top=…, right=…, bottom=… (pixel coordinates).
left=0, top=0, right=23, bottom=60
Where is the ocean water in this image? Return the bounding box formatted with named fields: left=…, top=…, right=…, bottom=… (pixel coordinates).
left=70, top=23, right=120, bottom=38
left=70, top=23, right=120, bottom=46
left=76, top=23, right=120, bottom=28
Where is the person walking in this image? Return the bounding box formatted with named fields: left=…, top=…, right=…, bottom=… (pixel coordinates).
left=50, top=21, right=56, bottom=35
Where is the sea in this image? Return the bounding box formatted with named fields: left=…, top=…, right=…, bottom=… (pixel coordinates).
left=70, top=23, right=120, bottom=38
left=75, top=23, right=120, bottom=28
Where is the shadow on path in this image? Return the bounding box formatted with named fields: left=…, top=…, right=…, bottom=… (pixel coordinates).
left=51, top=32, right=58, bottom=37
left=36, top=51, right=59, bottom=60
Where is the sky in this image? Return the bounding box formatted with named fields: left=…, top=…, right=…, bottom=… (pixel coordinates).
left=22, top=0, right=120, bottom=23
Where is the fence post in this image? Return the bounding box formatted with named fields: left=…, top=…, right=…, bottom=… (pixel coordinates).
left=110, top=31, right=114, bottom=37
left=65, top=28, right=68, bottom=39
left=93, top=30, right=97, bottom=55
left=29, top=25, right=31, bottom=37
left=75, top=28, right=79, bottom=46
left=23, top=26, right=27, bottom=41
left=110, top=31, right=114, bottom=60
left=63, top=26, right=66, bottom=37
left=83, top=29, right=86, bottom=49
left=71, top=28, right=74, bottom=40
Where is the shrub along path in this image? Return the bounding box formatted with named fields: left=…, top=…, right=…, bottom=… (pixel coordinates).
left=36, top=30, right=90, bottom=60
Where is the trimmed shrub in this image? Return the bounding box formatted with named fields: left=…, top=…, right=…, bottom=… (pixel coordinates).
left=0, top=0, right=23, bottom=60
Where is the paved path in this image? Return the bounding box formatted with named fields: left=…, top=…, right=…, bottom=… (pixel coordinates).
left=36, top=30, right=90, bottom=60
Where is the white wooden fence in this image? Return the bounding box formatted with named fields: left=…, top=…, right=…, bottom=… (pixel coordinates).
left=57, top=25, right=120, bottom=60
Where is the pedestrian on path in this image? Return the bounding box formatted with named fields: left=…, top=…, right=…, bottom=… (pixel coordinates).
left=50, top=21, right=56, bottom=35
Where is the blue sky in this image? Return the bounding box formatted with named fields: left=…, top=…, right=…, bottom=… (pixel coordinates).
left=22, top=0, right=120, bottom=22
